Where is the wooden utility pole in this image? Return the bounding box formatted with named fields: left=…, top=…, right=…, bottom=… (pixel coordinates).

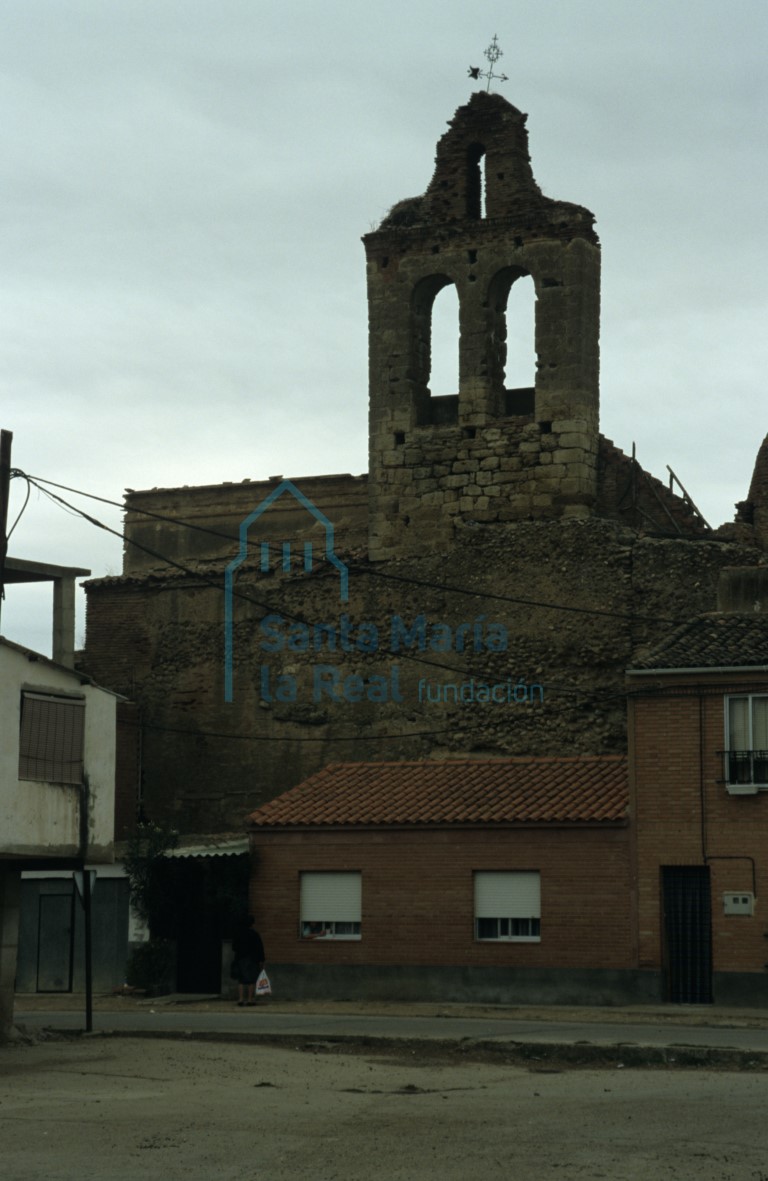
left=0, top=429, right=12, bottom=628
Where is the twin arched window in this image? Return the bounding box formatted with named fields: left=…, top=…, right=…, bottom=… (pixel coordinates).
left=413, top=271, right=536, bottom=421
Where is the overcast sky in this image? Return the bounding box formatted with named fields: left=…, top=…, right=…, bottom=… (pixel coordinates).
left=2, top=0, right=766, bottom=655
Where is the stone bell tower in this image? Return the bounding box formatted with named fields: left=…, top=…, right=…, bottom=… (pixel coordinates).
left=363, top=92, right=601, bottom=559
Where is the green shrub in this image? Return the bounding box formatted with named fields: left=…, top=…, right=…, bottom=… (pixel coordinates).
left=126, top=939, right=176, bottom=995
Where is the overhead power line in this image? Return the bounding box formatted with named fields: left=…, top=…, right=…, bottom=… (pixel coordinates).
left=10, top=469, right=682, bottom=703
left=23, top=472, right=237, bottom=542
left=16, top=472, right=644, bottom=718
left=346, top=564, right=680, bottom=626
left=16, top=469, right=685, bottom=628
left=22, top=476, right=578, bottom=691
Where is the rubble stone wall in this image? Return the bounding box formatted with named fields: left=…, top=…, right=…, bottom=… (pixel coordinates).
left=364, top=96, right=601, bottom=558
left=84, top=519, right=760, bottom=834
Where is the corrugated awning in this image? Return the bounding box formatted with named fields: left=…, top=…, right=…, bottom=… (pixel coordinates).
left=163, top=838, right=249, bottom=859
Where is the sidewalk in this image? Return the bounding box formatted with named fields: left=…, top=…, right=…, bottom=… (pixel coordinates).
left=14, top=991, right=768, bottom=1069
left=13, top=987, right=768, bottom=1025
left=15, top=989, right=768, bottom=1028
left=11, top=992, right=768, bottom=1077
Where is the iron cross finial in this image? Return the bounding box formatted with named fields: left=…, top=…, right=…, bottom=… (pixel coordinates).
left=468, top=34, right=509, bottom=92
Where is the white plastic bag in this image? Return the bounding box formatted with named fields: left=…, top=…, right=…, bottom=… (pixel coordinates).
left=256, top=969, right=272, bottom=997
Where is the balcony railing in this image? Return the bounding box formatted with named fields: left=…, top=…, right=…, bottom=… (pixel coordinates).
left=725, top=750, right=768, bottom=788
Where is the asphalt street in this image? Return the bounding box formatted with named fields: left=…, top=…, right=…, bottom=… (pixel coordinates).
left=6, top=1036, right=768, bottom=1181
left=14, top=1002, right=768, bottom=1055
left=9, top=995, right=768, bottom=1179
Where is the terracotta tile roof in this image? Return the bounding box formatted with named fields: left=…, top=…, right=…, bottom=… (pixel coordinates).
left=630, top=614, right=768, bottom=671
left=248, top=756, right=628, bottom=829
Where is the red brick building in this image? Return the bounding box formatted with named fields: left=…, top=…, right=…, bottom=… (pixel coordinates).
left=247, top=755, right=646, bottom=1004
left=628, top=599, right=768, bottom=1005
left=248, top=589, right=768, bottom=1005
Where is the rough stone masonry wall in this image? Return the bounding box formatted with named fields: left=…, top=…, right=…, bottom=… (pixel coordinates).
left=365, top=231, right=602, bottom=559
left=596, top=436, right=711, bottom=535
left=738, top=434, right=768, bottom=550
left=84, top=518, right=761, bottom=835
left=374, top=415, right=592, bottom=531
left=122, top=474, right=368, bottom=576
left=363, top=94, right=602, bottom=559
left=379, top=423, right=711, bottom=553
left=82, top=91, right=767, bottom=838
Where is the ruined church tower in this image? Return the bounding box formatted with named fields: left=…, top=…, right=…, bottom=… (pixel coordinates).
left=363, top=92, right=601, bottom=559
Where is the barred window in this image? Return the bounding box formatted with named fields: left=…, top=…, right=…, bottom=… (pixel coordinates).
left=726, top=695, right=768, bottom=789
left=19, top=692, right=85, bottom=784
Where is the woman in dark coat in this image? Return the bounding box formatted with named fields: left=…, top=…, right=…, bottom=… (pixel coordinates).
left=232, top=915, right=266, bottom=1006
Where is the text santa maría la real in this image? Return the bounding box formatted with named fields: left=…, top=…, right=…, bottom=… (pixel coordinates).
left=254, top=613, right=544, bottom=706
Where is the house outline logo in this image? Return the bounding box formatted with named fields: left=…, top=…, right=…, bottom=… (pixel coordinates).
left=224, top=479, right=350, bottom=702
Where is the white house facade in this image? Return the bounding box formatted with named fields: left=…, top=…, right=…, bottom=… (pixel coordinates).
left=0, top=638, right=117, bottom=1037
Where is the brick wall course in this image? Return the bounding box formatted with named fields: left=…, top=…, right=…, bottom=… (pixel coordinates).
left=629, top=678, right=768, bottom=978
left=249, top=825, right=631, bottom=970
left=84, top=515, right=760, bottom=836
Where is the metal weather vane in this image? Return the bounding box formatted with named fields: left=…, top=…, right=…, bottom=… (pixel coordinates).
left=468, top=34, right=509, bottom=92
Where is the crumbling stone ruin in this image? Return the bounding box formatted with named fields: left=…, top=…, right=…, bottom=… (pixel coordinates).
left=83, top=93, right=767, bottom=834
left=365, top=92, right=602, bottom=558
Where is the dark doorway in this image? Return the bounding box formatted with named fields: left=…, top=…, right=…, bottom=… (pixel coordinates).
left=37, top=891, right=74, bottom=992
left=174, top=861, right=222, bottom=992
left=662, top=866, right=713, bottom=1003
left=155, top=855, right=250, bottom=993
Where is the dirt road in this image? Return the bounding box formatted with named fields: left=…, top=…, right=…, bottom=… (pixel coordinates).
left=2, top=1034, right=768, bottom=1180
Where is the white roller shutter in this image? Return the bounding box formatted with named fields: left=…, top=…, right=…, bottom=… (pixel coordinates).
left=300, top=872, right=362, bottom=922
left=474, top=871, right=540, bottom=918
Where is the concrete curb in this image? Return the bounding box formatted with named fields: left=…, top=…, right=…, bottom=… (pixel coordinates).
left=40, top=1025, right=768, bottom=1071
left=15, top=993, right=768, bottom=1028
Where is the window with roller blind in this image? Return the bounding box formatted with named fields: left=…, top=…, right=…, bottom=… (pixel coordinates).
left=18, top=692, right=85, bottom=785
left=299, top=872, right=361, bottom=940
left=474, top=871, right=541, bottom=942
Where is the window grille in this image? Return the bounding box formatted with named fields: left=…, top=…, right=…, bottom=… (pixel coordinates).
left=725, top=749, right=768, bottom=787
left=725, top=696, right=768, bottom=788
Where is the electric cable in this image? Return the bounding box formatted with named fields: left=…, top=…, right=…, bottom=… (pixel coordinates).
left=21, top=475, right=617, bottom=698
left=20, top=469, right=686, bottom=627
left=16, top=471, right=693, bottom=718
left=7, top=469, right=32, bottom=539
